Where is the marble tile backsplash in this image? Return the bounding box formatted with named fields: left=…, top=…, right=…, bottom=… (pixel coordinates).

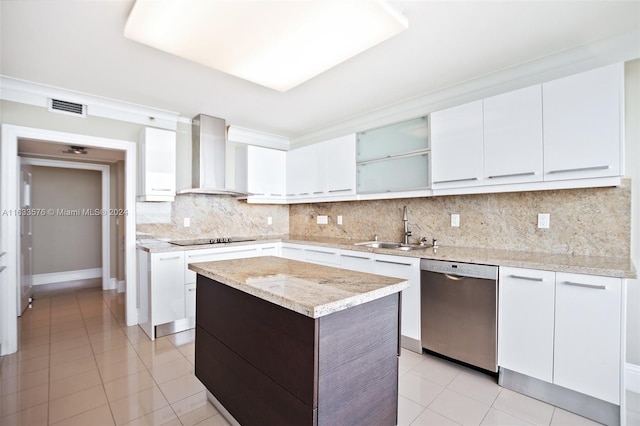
left=289, top=180, right=632, bottom=258
left=136, top=194, right=289, bottom=240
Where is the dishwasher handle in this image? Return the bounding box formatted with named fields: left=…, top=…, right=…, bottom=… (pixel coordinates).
left=444, top=273, right=465, bottom=281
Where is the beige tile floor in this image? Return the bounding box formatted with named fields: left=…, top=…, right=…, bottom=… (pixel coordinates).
left=0, top=285, right=637, bottom=425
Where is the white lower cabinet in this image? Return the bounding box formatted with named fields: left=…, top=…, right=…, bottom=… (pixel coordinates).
left=554, top=272, right=621, bottom=404
left=138, top=249, right=185, bottom=340
left=139, top=243, right=280, bottom=340
left=499, top=267, right=622, bottom=404
left=185, top=283, right=197, bottom=318
left=278, top=245, right=421, bottom=349
left=374, top=254, right=421, bottom=347
left=498, top=267, right=555, bottom=382
left=339, top=250, right=374, bottom=273
left=280, top=243, right=305, bottom=261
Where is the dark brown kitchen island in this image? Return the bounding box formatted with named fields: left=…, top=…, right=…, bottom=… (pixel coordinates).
left=189, top=256, right=409, bottom=426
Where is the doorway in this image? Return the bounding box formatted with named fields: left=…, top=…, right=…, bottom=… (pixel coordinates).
left=1, top=124, right=137, bottom=355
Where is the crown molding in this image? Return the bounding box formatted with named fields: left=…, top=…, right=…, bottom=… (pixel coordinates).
left=290, top=28, right=640, bottom=147
left=227, top=125, right=290, bottom=150
left=0, top=76, right=180, bottom=131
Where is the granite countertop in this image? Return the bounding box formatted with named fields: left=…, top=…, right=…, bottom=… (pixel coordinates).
left=138, top=234, right=636, bottom=279
left=188, top=256, right=409, bottom=318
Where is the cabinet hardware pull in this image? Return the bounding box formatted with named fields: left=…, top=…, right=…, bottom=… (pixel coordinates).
left=357, top=150, right=429, bottom=165
left=307, top=249, right=334, bottom=255
left=188, top=288, right=196, bottom=292
left=328, top=189, right=352, bottom=193
left=509, top=274, right=544, bottom=282
left=188, top=253, right=218, bottom=258
left=313, top=191, right=324, bottom=194
left=342, top=254, right=371, bottom=260
left=160, top=256, right=181, bottom=261
left=488, top=172, right=536, bottom=179
left=547, top=165, right=609, bottom=174
left=375, top=260, right=412, bottom=266
left=433, top=177, right=478, bottom=184
left=151, top=188, right=172, bottom=192
left=561, top=281, right=607, bottom=290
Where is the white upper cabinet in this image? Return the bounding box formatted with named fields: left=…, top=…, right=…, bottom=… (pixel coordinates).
left=356, top=117, right=430, bottom=195
left=543, top=63, right=623, bottom=181
left=236, top=145, right=286, bottom=203
left=431, top=101, right=484, bottom=189
left=325, top=134, right=356, bottom=197
left=484, top=85, right=543, bottom=185
left=287, top=134, right=356, bottom=202
left=137, top=127, right=176, bottom=202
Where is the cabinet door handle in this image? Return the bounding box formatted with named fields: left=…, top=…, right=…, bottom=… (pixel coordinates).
left=188, top=253, right=217, bottom=259
left=307, top=249, right=335, bottom=255
left=561, top=281, right=607, bottom=290
left=159, top=256, right=181, bottom=261
left=433, top=177, right=478, bottom=184
left=509, top=274, right=544, bottom=282
left=151, top=188, right=173, bottom=192
left=313, top=191, right=324, bottom=195
left=488, top=172, right=536, bottom=179
left=547, top=165, right=609, bottom=174
left=342, top=254, right=372, bottom=260
left=375, top=260, right=412, bottom=267
left=328, top=189, right=353, bottom=193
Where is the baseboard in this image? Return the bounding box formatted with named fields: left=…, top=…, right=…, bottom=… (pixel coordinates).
left=626, top=363, right=640, bottom=393
left=104, top=277, right=117, bottom=290
left=401, top=335, right=423, bottom=354
left=117, top=280, right=126, bottom=293
left=33, top=268, right=102, bottom=285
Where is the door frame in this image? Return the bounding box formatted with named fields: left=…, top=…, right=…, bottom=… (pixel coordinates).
left=1, top=125, right=137, bottom=355
left=21, top=157, right=111, bottom=292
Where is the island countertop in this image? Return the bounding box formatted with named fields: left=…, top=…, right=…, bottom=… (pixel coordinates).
left=188, top=256, right=409, bottom=318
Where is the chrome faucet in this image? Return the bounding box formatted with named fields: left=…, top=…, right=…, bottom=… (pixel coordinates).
left=403, top=206, right=411, bottom=245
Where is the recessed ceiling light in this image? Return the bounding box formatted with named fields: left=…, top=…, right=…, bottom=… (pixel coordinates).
left=124, top=0, right=408, bottom=92
left=62, top=146, right=88, bottom=155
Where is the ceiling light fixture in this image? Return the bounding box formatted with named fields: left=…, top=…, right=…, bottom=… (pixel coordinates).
left=62, top=146, right=88, bottom=155
left=124, top=0, right=408, bottom=92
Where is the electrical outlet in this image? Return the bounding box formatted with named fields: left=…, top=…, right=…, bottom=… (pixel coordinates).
left=538, top=213, right=550, bottom=229
left=267, top=216, right=272, bottom=225
left=451, top=213, right=460, bottom=227
left=337, top=215, right=343, bottom=226
left=183, top=217, right=190, bottom=227
left=317, top=215, right=328, bottom=225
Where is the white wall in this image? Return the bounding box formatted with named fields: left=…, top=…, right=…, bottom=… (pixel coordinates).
left=625, top=59, right=640, bottom=365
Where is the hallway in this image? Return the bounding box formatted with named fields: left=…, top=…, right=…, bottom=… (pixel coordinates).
left=0, top=286, right=229, bottom=425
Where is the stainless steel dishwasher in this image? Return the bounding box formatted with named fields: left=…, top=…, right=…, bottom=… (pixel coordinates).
left=420, top=259, right=498, bottom=373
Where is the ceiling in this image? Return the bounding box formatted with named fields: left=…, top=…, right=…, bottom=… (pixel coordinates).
left=1, top=1, right=639, bottom=141
left=19, top=139, right=125, bottom=163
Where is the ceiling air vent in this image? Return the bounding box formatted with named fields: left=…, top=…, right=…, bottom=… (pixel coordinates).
left=48, top=98, right=87, bottom=117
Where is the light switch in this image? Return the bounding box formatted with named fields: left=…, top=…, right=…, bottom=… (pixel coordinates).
left=317, top=215, right=328, bottom=225
left=267, top=216, right=273, bottom=225
left=337, top=215, right=343, bottom=225
left=183, top=217, right=190, bottom=227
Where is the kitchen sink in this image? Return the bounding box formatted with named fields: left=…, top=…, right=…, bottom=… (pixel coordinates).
left=354, top=241, right=432, bottom=251
left=355, top=241, right=401, bottom=249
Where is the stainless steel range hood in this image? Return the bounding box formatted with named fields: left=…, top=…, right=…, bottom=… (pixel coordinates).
left=178, top=114, right=248, bottom=196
